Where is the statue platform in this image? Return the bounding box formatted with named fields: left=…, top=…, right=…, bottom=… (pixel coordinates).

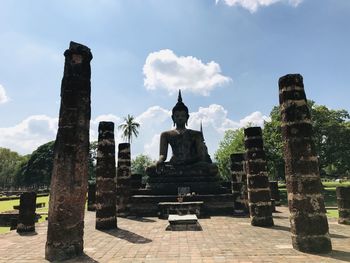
left=129, top=192, right=236, bottom=217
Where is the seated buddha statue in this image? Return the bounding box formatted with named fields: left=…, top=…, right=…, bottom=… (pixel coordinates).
left=146, top=91, right=218, bottom=177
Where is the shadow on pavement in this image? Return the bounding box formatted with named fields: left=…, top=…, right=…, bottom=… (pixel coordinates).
left=100, top=228, right=152, bottom=244
left=330, top=232, right=350, bottom=239
left=125, top=217, right=156, bottom=223
left=65, top=253, right=100, bottom=263
left=17, top=231, right=38, bottom=236
left=271, top=225, right=290, bottom=232
left=319, top=250, right=350, bottom=261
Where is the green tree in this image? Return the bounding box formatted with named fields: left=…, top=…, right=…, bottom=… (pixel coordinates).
left=263, top=101, right=350, bottom=179
left=263, top=106, right=284, bottom=181
left=131, top=154, right=154, bottom=183
left=311, top=104, right=350, bottom=177
left=15, top=140, right=99, bottom=187
left=88, top=141, right=98, bottom=183
left=0, top=148, right=27, bottom=187
left=214, top=128, right=245, bottom=180
left=16, top=141, right=55, bottom=186
left=118, top=114, right=140, bottom=143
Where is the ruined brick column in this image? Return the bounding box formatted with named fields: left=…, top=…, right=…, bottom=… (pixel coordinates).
left=230, top=153, right=248, bottom=214
left=116, top=143, right=132, bottom=217
left=336, top=186, right=350, bottom=225
left=279, top=74, right=332, bottom=253
left=269, top=181, right=280, bottom=205
left=95, top=122, right=117, bottom=230
left=87, top=183, right=96, bottom=211
left=244, top=127, right=274, bottom=226
left=17, top=192, right=37, bottom=233
left=45, top=42, right=92, bottom=261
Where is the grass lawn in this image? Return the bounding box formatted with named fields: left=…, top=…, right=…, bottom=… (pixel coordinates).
left=0, top=195, right=49, bottom=235
left=278, top=181, right=350, bottom=219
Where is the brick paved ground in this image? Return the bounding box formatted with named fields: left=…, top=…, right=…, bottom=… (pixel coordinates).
left=0, top=206, right=349, bottom=262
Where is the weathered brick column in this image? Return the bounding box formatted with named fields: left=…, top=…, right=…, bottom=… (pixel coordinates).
left=116, top=143, right=132, bottom=217
left=87, top=183, right=96, bottom=211
left=269, top=181, right=280, bottom=205
left=95, top=122, right=117, bottom=230
left=279, top=74, right=332, bottom=253
left=17, top=192, right=37, bottom=233
left=244, top=127, right=274, bottom=226
left=336, top=186, right=350, bottom=225
left=45, top=42, right=92, bottom=261
left=230, top=153, right=248, bottom=214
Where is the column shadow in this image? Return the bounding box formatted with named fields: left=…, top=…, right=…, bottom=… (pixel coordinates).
left=100, top=228, right=152, bottom=244
left=271, top=224, right=290, bottom=232
left=330, top=232, right=350, bottom=239
left=125, top=216, right=156, bottom=223
left=318, top=250, right=350, bottom=261
left=64, top=253, right=99, bottom=263
left=17, top=231, right=38, bottom=236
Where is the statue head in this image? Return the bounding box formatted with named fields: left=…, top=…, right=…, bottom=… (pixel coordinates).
left=172, top=90, right=189, bottom=127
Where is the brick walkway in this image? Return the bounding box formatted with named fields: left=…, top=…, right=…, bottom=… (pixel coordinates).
left=1, top=207, right=349, bottom=262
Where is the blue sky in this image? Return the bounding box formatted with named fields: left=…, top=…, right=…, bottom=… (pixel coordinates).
left=0, top=0, right=349, bottom=160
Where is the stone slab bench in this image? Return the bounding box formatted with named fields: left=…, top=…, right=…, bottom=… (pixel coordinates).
left=158, top=201, right=203, bottom=219
left=13, top=202, right=45, bottom=210
left=166, top=214, right=202, bottom=231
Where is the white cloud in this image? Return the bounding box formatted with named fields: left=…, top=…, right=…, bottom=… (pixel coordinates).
left=0, top=84, right=10, bottom=104
left=133, top=104, right=269, bottom=160
left=136, top=106, right=171, bottom=126
left=0, top=115, right=58, bottom=154
left=216, top=0, right=303, bottom=13
left=0, top=107, right=270, bottom=161
left=143, top=49, right=231, bottom=96
left=90, top=114, right=122, bottom=143
left=239, top=111, right=271, bottom=127
left=144, top=134, right=161, bottom=160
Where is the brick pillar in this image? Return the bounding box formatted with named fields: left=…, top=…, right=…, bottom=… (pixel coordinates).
left=95, top=122, right=117, bottom=230
left=244, top=127, right=274, bottom=227
left=230, top=153, right=248, bottom=214
left=269, top=181, right=280, bottom=205
left=279, top=74, right=332, bottom=253
left=45, top=42, right=92, bottom=261
left=87, top=183, right=96, bottom=211
left=336, top=186, right=350, bottom=225
left=17, top=192, right=36, bottom=233
left=116, top=143, right=132, bottom=217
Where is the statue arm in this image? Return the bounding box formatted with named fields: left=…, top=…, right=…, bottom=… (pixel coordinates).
left=157, top=132, right=168, bottom=164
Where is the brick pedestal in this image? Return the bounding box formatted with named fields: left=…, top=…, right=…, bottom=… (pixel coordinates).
left=17, top=192, right=37, bottom=233
left=336, top=186, right=350, bottom=225
left=244, top=127, right=273, bottom=227
left=117, top=143, right=132, bottom=217
left=45, top=42, right=92, bottom=261
left=279, top=74, right=332, bottom=253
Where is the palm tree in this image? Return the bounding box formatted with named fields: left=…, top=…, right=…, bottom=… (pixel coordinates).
left=118, top=114, right=140, bottom=143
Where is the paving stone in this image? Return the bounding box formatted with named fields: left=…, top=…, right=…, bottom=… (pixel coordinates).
left=0, top=207, right=349, bottom=262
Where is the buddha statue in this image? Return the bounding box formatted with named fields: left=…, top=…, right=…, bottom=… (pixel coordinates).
left=146, top=91, right=218, bottom=177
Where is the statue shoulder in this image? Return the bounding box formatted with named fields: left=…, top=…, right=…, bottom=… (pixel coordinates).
left=160, top=130, right=177, bottom=138
left=187, top=129, right=203, bottom=138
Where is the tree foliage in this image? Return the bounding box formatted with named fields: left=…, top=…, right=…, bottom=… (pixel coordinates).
left=88, top=141, right=98, bottom=182
left=263, top=106, right=284, bottom=180
left=214, top=128, right=245, bottom=180
left=15, top=141, right=55, bottom=186
left=3, top=141, right=100, bottom=188
left=118, top=114, right=140, bottom=143
left=215, top=101, right=350, bottom=180
left=0, top=148, right=28, bottom=187
left=131, top=154, right=154, bottom=183
left=264, top=101, right=350, bottom=179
